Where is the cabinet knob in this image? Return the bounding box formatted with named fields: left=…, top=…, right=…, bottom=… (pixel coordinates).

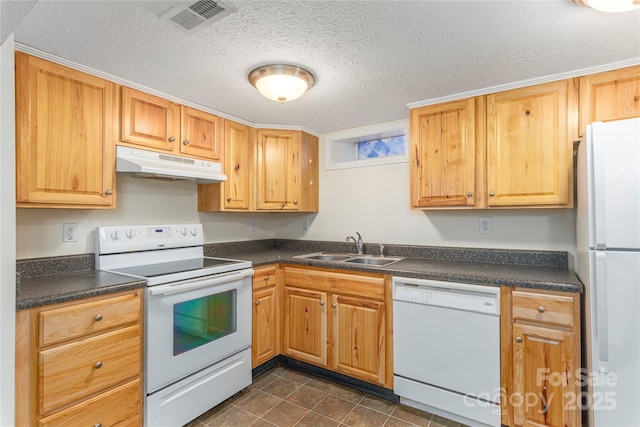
left=168, top=136, right=175, bottom=142
left=332, top=303, right=337, bottom=308
left=538, top=306, right=546, bottom=313
left=515, top=337, right=523, bottom=343
left=255, top=301, right=260, bottom=305
left=264, top=276, right=270, bottom=281
left=94, top=361, right=103, bottom=369
left=320, top=301, right=325, bottom=306
left=489, top=191, right=495, bottom=197
left=95, top=424, right=103, bottom=427
left=183, top=139, right=190, bottom=146
left=105, top=189, right=113, bottom=196
left=226, top=197, right=232, bottom=202
left=466, top=191, right=472, bottom=197
left=294, top=199, right=298, bottom=205
left=94, top=314, right=103, bottom=321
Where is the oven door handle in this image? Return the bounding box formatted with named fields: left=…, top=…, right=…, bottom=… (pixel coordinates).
left=148, top=268, right=254, bottom=296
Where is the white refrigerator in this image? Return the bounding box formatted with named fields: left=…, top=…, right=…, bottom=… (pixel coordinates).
left=577, top=117, right=640, bottom=427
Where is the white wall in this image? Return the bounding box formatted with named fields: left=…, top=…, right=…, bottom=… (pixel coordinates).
left=274, top=123, right=578, bottom=267
left=16, top=176, right=278, bottom=259
left=1, top=33, right=17, bottom=427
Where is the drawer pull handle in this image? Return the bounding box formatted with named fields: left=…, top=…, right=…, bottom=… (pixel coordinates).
left=538, top=306, right=546, bottom=313
left=94, top=314, right=103, bottom=321
left=515, top=337, right=523, bottom=343
left=94, top=361, right=103, bottom=369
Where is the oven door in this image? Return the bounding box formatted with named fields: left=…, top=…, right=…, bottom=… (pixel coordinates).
left=145, top=268, right=253, bottom=394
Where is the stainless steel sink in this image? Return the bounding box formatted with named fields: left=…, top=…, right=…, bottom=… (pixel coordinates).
left=343, top=257, right=402, bottom=267
left=294, top=252, right=403, bottom=268
left=303, top=254, right=352, bottom=262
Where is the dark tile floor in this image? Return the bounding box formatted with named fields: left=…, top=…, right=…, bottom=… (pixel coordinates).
left=184, top=366, right=468, bottom=427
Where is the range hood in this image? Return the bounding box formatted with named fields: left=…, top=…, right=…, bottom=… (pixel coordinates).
left=116, top=146, right=227, bottom=183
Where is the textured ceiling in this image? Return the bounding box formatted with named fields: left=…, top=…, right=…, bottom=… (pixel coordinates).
left=9, top=0, right=640, bottom=134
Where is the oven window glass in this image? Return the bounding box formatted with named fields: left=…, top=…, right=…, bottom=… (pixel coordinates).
left=173, top=289, right=237, bottom=356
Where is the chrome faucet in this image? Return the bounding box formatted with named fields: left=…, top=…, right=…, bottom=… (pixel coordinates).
left=346, top=232, right=364, bottom=255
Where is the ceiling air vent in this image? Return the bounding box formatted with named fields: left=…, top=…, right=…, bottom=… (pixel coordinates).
left=159, top=0, right=236, bottom=34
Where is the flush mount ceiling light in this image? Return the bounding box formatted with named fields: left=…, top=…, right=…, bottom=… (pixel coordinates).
left=248, top=64, right=315, bottom=103
left=573, top=0, right=640, bottom=12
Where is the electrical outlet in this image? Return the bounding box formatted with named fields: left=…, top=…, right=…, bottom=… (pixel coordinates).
left=479, top=217, right=492, bottom=234
left=250, top=219, right=257, bottom=231
left=302, top=218, right=309, bottom=231
left=63, top=223, right=78, bottom=242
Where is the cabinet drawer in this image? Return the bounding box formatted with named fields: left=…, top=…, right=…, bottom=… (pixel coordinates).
left=253, top=266, right=277, bottom=291
left=38, top=379, right=141, bottom=427
left=284, top=267, right=384, bottom=300
left=512, top=291, right=576, bottom=328
left=40, top=292, right=141, bottom=346
left=40, top=325, right=141, bottom=414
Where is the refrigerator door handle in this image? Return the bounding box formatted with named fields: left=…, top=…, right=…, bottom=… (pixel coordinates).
left=595, top=251, right=609, bottom=372
left=591, top=123, right=607, bottom=250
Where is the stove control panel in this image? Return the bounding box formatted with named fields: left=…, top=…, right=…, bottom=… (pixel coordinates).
left=96, top=224, right=204, bottom=254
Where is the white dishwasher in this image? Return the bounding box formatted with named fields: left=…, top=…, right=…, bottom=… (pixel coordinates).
left=393, top=277, right=501, bottom=427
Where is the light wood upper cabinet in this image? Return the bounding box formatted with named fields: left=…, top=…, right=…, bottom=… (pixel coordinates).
left=579, top=65, right=640, bottom=136
left=180, top=106, right=223, bottom=160
left=256, top=129, right=318, bottom=212
left=121, top=86, right=223, bottom=161
left=410, top=97, right=479, bottom=208
left=198, top=120, right=253, bottom=211
left=486, top=80, right=575, bottom=207
left=410, top=79, right=576, bottom=209
left=16, top=290, right=143, bottom=427
left=121, top=86, right=180, bottom=152
left=15, top=52, right=116, bottom=209
left=501, top=287, right=581, bottom=427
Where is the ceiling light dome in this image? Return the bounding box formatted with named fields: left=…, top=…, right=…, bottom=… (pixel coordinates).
left=249, top=64, right=315, bottom=103
left=573, top=0, right=640, bottom=12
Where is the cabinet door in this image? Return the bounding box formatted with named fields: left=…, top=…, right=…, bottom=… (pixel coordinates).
left=180, top=106, right=223, bottom=160
left=410, top=98, right=477, bottom=208
left=282, top=286, right=327, bottom=366
left=256, top=130, right=300, bottom=210
left=223, top=120, right=252, bottom=209
left=252, top=286, right=278, bottom=367
left=512, top=323, right=580, bottom=427
left=15, top=52, right=115, bottom=208
left=331, top=294, right=385, bottom=385
left=579, top=65, right=640, bottom=136
left=121, top=86, right=180, bottom=151
left=487, top=80, right=573, bottom=207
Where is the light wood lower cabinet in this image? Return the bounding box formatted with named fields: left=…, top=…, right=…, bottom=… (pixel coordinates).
left=501, top=287, right=581, bottom=427
left=252, top=265, right=279, bottom=367
left=282, top=266, right=392, bottom=388
left=16, top=290, right=143, bottom=427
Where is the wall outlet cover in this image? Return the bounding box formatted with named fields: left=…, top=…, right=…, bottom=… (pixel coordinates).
left=479, top=217, right=492, bottom=234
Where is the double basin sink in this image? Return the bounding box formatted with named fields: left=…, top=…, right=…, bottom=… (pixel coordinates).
left=294, top=252, right=404, bottom=268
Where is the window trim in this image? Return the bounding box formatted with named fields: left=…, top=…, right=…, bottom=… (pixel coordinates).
left=323, top=119, right=409, bottom=170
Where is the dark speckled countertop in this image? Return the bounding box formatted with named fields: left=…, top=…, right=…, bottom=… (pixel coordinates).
left=17, top=239, right=582, bottom=311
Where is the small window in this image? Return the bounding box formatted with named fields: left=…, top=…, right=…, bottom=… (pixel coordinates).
left=357, top=135, right=406, bottom=160
left=324, top=119, right=409, bottom=170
